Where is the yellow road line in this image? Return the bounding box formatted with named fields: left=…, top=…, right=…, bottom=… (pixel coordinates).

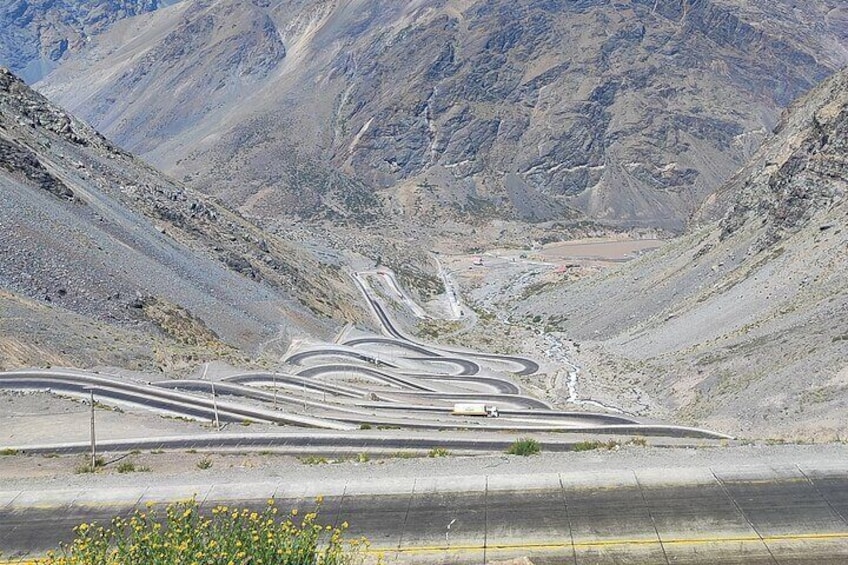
left=365, top=531, right=848, bottom=555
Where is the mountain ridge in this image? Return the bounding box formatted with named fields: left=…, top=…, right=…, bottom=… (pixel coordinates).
left=37, top=0, right=848, bottom=230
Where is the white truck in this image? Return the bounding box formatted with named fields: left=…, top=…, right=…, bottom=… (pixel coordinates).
left=452, top=403, right=499, bottom=418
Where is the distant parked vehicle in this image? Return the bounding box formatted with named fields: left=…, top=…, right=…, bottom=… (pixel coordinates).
left=452, top=403, right=499, bottom=418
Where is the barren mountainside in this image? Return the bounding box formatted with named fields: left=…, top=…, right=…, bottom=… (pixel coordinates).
left=38, top=0, right=848, bottom=229
left=3, top=2, right=847, bottom=439
left=0, top=0, right=174, bottom=83
left=516, top=69, right=848, bottom=438
left=0, top=67, right=363, bottom=372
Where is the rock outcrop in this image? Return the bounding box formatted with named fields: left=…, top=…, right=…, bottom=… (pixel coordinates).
left=0, top=67, right=362, bottom=371
left=0, top=1, right=166, bottom=83
left=0, top=136, right=74, bottom=200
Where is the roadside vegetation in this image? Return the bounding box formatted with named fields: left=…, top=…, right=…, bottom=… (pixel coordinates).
left=572, top=437, right=649, bottom=452
left=39, top=498, right=370, bottom=565
left=506, top=438, right=541, bottom=456
left=117, top=461, right=150, bottom=473
left=74, top=456, right=105, bottom=474
left=300, top=455, right=330, bottom=465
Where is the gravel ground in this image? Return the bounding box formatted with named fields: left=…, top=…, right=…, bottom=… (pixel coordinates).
left=0, top=390, right=210, bottom=447
left=2, top=442, right=848, bottom=492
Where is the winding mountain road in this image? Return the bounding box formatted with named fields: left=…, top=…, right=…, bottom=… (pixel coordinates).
left=0, top=268, right=734, bottom=458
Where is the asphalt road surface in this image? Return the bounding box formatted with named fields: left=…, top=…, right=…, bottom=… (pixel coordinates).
left=1, top=466, right=846, bottom=564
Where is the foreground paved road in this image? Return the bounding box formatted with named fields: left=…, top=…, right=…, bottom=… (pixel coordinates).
left=2, top=465, right=847, bottom=564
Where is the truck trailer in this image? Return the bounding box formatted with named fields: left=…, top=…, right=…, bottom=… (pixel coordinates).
left=452, top=403, right=499, bottom=418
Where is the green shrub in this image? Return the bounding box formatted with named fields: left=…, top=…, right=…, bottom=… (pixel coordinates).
left=428, top=447, right=450, bottom=458
left=299, top=456, right=329, bottom=465
left=196, top=457, right=212, bottom=470
left=75, top=456, right=106, bottom=474
left=117, top=462, right=136, bottom=473
left=506, top=438, right=541, bottom=456
left=116, top=461, right=149, bottom=473
left=573, top=440, right=602, bottom=452
left=40, top=498, right=369, bottom=565
left=572, top=439, right=621, bottom=452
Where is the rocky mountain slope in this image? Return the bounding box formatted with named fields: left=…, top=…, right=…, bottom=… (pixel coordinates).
left=0, top=67, right=363, bottom=372
left=0, top=1, right=175, bottom=83
left=37, top=0, right=848, bottom=230
left=515, top=69, right=848, bottom=439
